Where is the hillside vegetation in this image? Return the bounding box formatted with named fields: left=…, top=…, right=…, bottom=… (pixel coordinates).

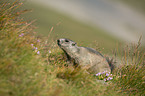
left=0, top=1, right=144, bottom=96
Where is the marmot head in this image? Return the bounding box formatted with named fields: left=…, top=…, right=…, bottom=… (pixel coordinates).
left=57, top=38, right=78, bottom=53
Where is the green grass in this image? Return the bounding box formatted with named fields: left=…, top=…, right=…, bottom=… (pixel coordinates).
left=0, top=1, right=120, bottom=96
left=0, top=1, right=144, bottom=96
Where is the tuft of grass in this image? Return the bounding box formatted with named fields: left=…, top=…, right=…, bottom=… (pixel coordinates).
left=0, top=1, right=46, bottom=96
left=112, top=38, right=145, bottom=95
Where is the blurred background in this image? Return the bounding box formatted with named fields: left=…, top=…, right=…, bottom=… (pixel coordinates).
left=21, top=0, right=145, bottom=53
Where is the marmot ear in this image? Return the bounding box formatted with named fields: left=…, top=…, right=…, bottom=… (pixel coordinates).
left=72, top=42, right=76, bottom=46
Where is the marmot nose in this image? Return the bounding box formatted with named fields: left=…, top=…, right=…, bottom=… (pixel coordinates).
left=57, top=39, right=60, bottom=45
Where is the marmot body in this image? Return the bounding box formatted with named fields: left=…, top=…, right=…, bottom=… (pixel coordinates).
left=57, top=38, right=111, bottom=73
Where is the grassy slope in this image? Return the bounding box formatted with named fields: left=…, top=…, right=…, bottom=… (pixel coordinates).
left=0, top=1, right=144, bottom=96
left=0, top=1, right=122, bottom=96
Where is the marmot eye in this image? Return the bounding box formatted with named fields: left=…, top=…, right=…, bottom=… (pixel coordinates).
left=65, top=39, right=69, bottom=42
left=72, top=43, right=76, bottom=46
